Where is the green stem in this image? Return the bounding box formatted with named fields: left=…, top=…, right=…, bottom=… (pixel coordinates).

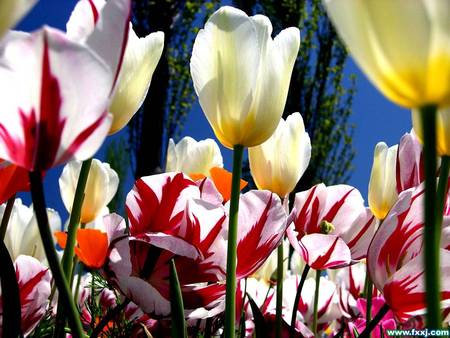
left=224, top=144, right=244, bottom=338
left=420, top=105, right=442, bottom=328
left=275, top=243, right=284, bottom=338
left=61, top=159, right=92, bottom=284
left=312, top=269, right=321, bottom=336
left=289, top=264, right=310, bottom=338
left=28, top=171, right=83, bottom=337
left=0, top=194, right=15, bottom=241
left=0, top=240, right=21, bottom=337
left=169, top=259, right=187, bottom=338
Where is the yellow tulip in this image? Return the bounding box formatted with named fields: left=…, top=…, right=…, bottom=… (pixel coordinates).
left=0, top=0, right=36, bottom=39
left=324, top=0, right=450, bottom=108
left=368, top=142, right=398, bottom=220
left=109, top=28, right=164, bottom=133
left=190, top=6, right=300, bottom=148
left=248, top=112, right=311, bottom=198
left=412, top=107, right=450, bottom=156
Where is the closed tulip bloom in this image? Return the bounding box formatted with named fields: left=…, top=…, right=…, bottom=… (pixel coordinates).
left=190, top=6, right=300, bottom=148
left=368, top=142, right=398, bottom=220
left=0, top=0, right=36, bottom=39
left=324, top=0, right=450, bottom=108
left=2, top=199, right=61, bottom=262
left=249, top=112, right=311, bottom=197
left=412, top=107, right=450, bottom=156
left=165, top=136, right=223, bottom=177
left=59, top=159, right=119, bottom=224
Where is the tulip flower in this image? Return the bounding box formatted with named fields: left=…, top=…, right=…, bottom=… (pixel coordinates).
left=67, top=0, right=164, bottom=134
left=0, top=27, right=114, bottom=171
left=324, top=0, right=450, bottom=109
left=367, top=184, right=450, bottom=322
left=190, top=6, right=300, bottom=148
left=0, top=255, right=51, bottom=337
left=368, top=142, right=398, bottom=220
left=0, top=0, right=37, bottom=39
left=59, top=159, right=119, bottom=223
left=249, top=112, right=311, bottom=198
left=412, top=107, right=450, bottom=156
left=287, top=184, right=376, bottom=270
left=0, top=160, right=29, bottom=204
left=2, top=199, right=61, bottom=262
left=165, top=136, right=223, bottom=177
left=106, top=173, right=286, bottom=317
left=333, top=263, right=366, bottom=319
left=55, top=229, right=108, bottom=269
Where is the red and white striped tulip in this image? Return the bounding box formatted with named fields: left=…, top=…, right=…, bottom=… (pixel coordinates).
left=396, top=131, right=424, bottom=193
left=287, top=184, right=376, bottom=270
left=367, top=184, right=450, bottom=322
left=0, top=255, right=51, bottom=337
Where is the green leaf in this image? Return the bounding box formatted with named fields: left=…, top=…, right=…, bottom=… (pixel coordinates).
left=246, top=293, right=268, bottom=338
left=169, top=259, right=187, bottom=338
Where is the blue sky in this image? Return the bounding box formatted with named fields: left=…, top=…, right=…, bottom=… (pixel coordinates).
left=17, top=0, right=412, bottom=219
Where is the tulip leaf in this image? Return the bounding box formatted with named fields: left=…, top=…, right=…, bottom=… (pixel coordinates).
left=169, top=259, right=187, bottom=338
left=247, top=293, right=268, bottom=338
left=0, top=240, right=21, bottom=337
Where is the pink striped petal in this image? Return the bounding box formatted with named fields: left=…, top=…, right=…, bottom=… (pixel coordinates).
left=396, top=131, right=424, bottom=193
left=298, top=233, right=351, bottom=270
left=235, top=190, right=287, bottom=279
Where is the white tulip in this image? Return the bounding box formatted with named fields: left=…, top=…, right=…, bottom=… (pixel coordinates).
left=165, top=136, right=223, bottom=177
left=59, top=159, right=119, bottom=224
left=2, top=199, right=61, bottom=262
left=249, top=113, right=311, bottom=198
left=190, top=6, right=300, bottom=148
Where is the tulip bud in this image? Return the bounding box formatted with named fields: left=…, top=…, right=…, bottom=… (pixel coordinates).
left=412, top=107, right=450, bottom=156
left=368, top=142, right=398, bottom=220
left=249, top=113, right=311, bottom=198
left=190, top=6, right=300, bottom=148
left=165, top=136, right=223, bottom=177
left=59, top=159, right=119, bottom=223
left=109, top=28, right=164, bottom=133
left=324, top=0, right=450, bottom=108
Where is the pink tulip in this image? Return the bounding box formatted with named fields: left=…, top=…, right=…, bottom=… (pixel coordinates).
left=367, top=184, right=450, bottom=322
left=287, top=184, right=376, bottom=270
left=0, top=255, right=51, bottom=337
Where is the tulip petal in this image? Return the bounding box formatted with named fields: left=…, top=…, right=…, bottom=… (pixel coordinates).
left=75, top=228, right=108, bottom=269
left=209, top=166, right=247, bottom=202
left=235, top=191, right=287, bottom=278
left=0, top=160, right=29, bottom=204
left=299, top=233, right=352, bottom=270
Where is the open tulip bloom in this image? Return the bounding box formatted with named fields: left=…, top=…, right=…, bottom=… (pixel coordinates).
left=1, top=1, right=450, bottom=336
